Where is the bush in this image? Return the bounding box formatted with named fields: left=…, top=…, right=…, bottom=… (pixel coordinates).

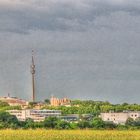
left=55, top=120, right=70, bottom=129
left=125, top=118, right=135, bottom=126
left=43, top=117, right=59, bottom=129
left=104, top=122, right=116, bottom=129
left=69, top=122, right=78, bottom=129
left=24, top=118, right=35, bottom=129
left=78, top=120, right=91, bottom=129
left=117, top=124, right=128, bottom=130
left=91, top=117, right=105, bottom=128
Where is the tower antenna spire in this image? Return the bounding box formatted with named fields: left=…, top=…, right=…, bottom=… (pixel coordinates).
left=31, top=50, right=36, bottom=102
left=32, top=50, right=34, bottom=65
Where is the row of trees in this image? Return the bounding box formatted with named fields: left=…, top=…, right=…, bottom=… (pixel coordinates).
left=1, top=111, right=140, bottom=130
left=43, top=100, right=140, bottom=116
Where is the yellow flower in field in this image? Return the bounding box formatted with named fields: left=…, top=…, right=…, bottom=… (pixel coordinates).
left=0, top=130, right=140, bottom=140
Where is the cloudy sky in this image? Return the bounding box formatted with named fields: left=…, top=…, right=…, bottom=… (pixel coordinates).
left=0, top=0, right=140, bottom=103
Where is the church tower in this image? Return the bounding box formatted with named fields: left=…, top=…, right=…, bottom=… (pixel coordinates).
left=30, top=50, right=36, bottom=102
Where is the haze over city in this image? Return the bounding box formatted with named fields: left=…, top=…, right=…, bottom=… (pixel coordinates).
left=0, top=0, right=140, bottom=103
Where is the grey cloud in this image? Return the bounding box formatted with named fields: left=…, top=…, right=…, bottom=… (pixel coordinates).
left=0, top=0, right=140, bottom=34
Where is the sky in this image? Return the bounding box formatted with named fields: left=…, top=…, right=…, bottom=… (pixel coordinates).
left=0, top=0, right=140, bottom=103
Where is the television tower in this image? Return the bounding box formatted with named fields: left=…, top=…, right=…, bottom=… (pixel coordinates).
left=30, top=50, right=36, bottom=102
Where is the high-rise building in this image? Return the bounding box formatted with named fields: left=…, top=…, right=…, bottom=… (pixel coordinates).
left=30, top=50, right=36, bottom=102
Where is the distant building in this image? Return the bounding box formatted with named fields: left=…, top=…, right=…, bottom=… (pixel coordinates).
left=8, top=109, right=61, bottom=122
left=60, top=114, right=79, bottom=122
left=60, top=114, right=93, bottom=122
left=100, top=111, right=140, bottom=124
left=0, top=96, right=28, bottom=107
left=50, top=96, right=71, bottom=106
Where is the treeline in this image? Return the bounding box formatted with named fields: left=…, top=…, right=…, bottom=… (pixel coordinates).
left=43, top=100, right=140, bottom=116
left=1, top=111, right=140, bottom=130
left=1, top=100, right=140, bottom=129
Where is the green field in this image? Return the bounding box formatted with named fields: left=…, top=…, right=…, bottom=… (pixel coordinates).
left=0, top=130, right=140, bottom=140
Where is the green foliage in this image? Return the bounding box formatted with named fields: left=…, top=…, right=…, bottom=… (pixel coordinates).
left=117, top=124, right=128, bottom=130
left=69, top=122, right=78, bottom=129
left=44, top=99, right=50, bottom=104
left=125, top=118, right=135, bottom=126
left=55, top=120, right=70, bottom=129
left=1, top=100, right=140, bottom=129
left=104, top=122, right=116, bottom=129
left=0, top=101, right=21, bottom=111
left=24, top=118, right=35, bottom=129
left=78, top=120, right=91, bottom=129
left=0, top=112, right=17, bottom=123
left=0, top=101, right=9, bottom=107
left=42, top=100, right=140, bottom=117
left=0, top=112, right=19, bottom=129
left=43, top=117, right=59, bottom=128
left=91, top=117, right=105, bottom=129
left=28, top=102, right=38, bottom=108
left=34, top=122, right=44, bottom=128
left=125, top=117, right=140, bottom=128
left=0, top=105, right=21, bottom=112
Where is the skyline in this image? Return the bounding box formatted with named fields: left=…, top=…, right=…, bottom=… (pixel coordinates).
left=0, top=0, right=140, bottom=103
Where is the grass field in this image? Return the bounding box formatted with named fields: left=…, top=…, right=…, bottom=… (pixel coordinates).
left=0, top=130, right=140, bottom=140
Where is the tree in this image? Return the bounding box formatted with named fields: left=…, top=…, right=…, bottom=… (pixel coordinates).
left=0, top=112, right=19, bottom=129
left=43, top=117, right=59, bottom=128
left=0, top=112, right=18, bottom=123
left=34, top=122, right=43, bottom=128
left=0, top=101, right=9, bottom=107
left=104, top=121, right=116, bottom=129
left=69, top=122, right=78, bottom=129
left=55, top=120, right=70, bottom=129
left=24, top=118, right=34, bottom=129
left=133, top=117, right=140, bottom=126
left=117, top=124, right=128, bottom=130
left=78, top=120, right=91, bottom=129
left=91, top=117, right=105, bottom=128
left=28, top=102, right=37, bottom=108
left=44, top=99, right=50, bottom=104
left=125, top=118, right=134, bottom=126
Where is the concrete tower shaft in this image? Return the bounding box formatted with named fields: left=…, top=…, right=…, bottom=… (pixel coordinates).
left=30, top=50, right=35, bottom=102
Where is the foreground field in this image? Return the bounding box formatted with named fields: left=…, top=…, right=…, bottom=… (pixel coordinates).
left=0, top=130, right=140, bottom=140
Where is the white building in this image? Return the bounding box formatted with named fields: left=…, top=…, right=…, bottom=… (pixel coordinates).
left=100, top=112, right=140, bottom=124
left=7, top=109, right=61, bottom=122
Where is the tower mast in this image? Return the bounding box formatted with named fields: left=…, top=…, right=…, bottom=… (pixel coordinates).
left=31, top=50, right=35, bottom=102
